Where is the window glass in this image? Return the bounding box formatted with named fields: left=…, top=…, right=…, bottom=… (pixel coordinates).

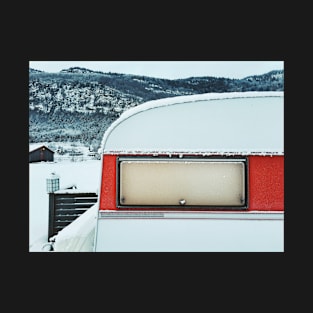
left=119, top=159, right=246, bottom=207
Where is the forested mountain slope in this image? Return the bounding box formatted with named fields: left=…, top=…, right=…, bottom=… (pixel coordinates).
left=29, top=67, right=284, bottom=149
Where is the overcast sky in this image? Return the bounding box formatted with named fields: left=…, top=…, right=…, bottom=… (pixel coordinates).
left=29, top=61, right=284, bottom=80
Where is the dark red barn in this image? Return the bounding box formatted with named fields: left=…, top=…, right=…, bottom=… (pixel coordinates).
left=29, top=144, right=54, bottom=163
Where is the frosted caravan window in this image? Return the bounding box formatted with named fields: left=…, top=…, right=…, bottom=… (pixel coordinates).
left=118, top=158, right=247, bottom=208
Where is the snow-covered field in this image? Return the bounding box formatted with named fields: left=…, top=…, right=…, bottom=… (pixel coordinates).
left=29, top=157, right=101, bottom=251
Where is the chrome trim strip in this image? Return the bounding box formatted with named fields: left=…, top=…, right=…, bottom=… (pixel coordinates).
left=98, top=210, right=284, bottom=220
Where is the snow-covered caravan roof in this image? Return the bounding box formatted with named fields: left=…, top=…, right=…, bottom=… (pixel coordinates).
left=99, top=91, right=284, bottom=155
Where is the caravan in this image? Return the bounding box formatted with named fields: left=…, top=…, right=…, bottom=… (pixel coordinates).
left=93, top=91, right=284, bottom=252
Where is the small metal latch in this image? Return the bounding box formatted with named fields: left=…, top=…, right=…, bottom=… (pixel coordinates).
left=179, top=199, right=186, bottom=205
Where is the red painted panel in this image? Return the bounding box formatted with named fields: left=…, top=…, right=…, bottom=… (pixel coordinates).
left=99, top=154, right=284, bottom=212
left=99, top=155, right=117, bottom=210
left=248, top=156, right=284, bottom=211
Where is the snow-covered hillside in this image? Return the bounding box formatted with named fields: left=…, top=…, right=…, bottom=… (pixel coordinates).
left=29, top=69, right=284, bottom=147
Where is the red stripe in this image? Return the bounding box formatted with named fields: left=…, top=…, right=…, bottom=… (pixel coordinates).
left=99, top=155, right=284, bottom=212
left=99, top=155, right=117, bottom=210
left=248, top=156, right=284, bottom=211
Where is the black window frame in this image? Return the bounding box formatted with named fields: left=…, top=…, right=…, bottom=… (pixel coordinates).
left=116, top=155, right=248, bottom=211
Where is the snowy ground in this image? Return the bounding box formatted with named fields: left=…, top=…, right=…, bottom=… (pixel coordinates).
left=29, top=158, right=101, bottom=251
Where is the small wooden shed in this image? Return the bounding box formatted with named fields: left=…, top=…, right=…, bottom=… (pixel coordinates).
left=29, top=144, right=54, bottom=163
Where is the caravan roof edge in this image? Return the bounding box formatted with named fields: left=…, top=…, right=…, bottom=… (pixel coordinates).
left=98, top=91, right=284, bottom=154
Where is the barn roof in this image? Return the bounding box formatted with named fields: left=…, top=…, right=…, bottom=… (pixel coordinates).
left=29, top=144, right=55, bottom=153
